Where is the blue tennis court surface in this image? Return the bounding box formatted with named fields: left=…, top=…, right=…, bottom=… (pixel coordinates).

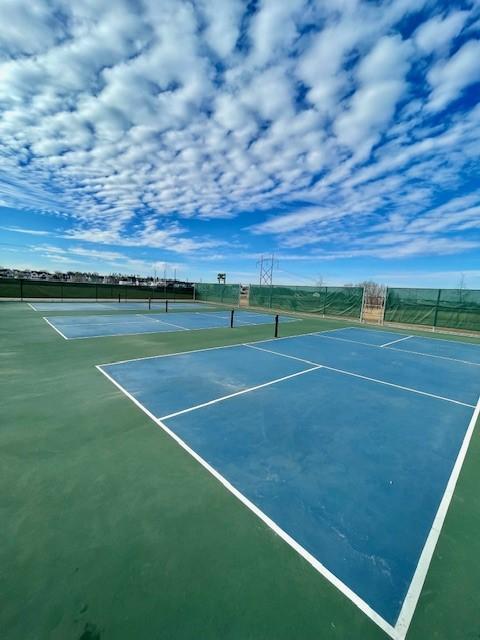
left=29, top=301, right=212, bottom=312
left=98, top=327, right=480, bottom=638
left=44, top=310, right=298, bottom=339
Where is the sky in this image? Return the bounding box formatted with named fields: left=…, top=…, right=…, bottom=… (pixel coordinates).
left=0, top=0, right=479, bottom=288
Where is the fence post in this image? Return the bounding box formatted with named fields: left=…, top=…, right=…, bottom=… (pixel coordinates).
left=380, top=287, right=387, bottom=325
left=323, top=286, right=327, bottom=317
left=360, top=286, right=366, bottom=323
left=269, top=284, right=273, bottom=309
left=432, top=289, right=442, bottom=331
left=20, top=279, right=24, bottom=301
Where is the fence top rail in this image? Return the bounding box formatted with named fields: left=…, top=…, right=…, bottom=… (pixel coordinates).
left=386, top=286, right=480, bottom=293
left=248, top=284, right=363, bottom=290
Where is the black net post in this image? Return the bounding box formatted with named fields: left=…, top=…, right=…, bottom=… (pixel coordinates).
left=165, top=299, right=168, bottom=313
left=230, top=309, right=234, bottom=328
left=118, top=293, right=121, bottom=303
left=274, top=314, right=279, bottom=337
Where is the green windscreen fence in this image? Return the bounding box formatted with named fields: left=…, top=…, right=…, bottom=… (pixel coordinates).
left=384, top=288, right=480, bottom=332
left=0, top=278, right=194, bottom=300
left=194, top=283, right=240, bottom=305
left=249, top=285, right=364, bottom=319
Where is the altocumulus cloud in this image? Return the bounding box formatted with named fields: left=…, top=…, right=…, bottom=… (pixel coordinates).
left=0, top=0, right=479, bottom=262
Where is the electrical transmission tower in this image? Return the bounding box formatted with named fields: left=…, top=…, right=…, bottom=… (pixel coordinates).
left=257, top=254, right=277, bottom=285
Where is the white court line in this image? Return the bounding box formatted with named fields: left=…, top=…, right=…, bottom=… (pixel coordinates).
left=380, top=335, right=413, bottom=348
left=95, top=363, right=398, bottom=640
left=56, top=318, right=151, bottom=326
left=314, top=333, right=480, bottom=367
left=42, top=317, right=69, bottom=340
left=395, top=393, right=480, bottom=637
left=244, top=344, right=475, bottom=408
left=49, top=319, right=268, bottom=340
left=195, top=311, right=229, bottom=317
left=206, top=312, right=260, bottom=326
left=388, top=346, right=480, bottom=367
left=55, top=329, right=182, bottom=340
left=97, top=327, right=350, bottom=367
left=347, top=325, right=480, bottom=348
left=194, top=310, right=283, bottom=327
left=160, top=366, right=321, bottom=420
left=27, top=302, right=37, bottom=311
left=194, top=311, right=231, bottom=321
left=234, top=318, right=269, bottom=326
left=136, top=314, right=189, bottom=331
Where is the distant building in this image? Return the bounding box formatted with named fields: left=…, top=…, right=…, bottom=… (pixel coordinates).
left=0, top=267, right=193, bottom=287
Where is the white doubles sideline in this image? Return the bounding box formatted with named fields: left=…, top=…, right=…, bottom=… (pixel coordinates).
left=96, top=326, right=480, bottom=638
left=395, top=394, right=480, bottom=636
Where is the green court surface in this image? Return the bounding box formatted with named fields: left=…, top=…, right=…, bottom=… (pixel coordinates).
left=2, top=301, right=480, bottom=640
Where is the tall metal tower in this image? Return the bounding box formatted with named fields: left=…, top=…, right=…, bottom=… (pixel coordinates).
left=257, top=254, right=277, bottom=285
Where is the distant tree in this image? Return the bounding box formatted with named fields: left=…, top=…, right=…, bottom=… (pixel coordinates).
left=356, top=280, right=385, bottom=297
left=355, top=280, right=386, bottom=309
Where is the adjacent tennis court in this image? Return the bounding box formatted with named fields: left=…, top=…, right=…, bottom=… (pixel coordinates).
left=97, top=327, right=480, bottom=639
left=43, top=310, right=299, bottom=339
left=28, top=300, right=213, bottom=312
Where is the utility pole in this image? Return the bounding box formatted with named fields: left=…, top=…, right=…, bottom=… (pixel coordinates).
left=257, top=254, right=277, bottom=286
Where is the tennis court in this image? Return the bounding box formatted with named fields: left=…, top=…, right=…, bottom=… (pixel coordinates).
left=28, top=300, right=212, bottom=312
left=43, top=310, right=299, bottom=339
left=97, top=326, right=480, bottom=639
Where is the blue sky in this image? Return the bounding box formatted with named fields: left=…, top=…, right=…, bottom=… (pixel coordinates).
left=0, top=0, right=479, bottom=287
